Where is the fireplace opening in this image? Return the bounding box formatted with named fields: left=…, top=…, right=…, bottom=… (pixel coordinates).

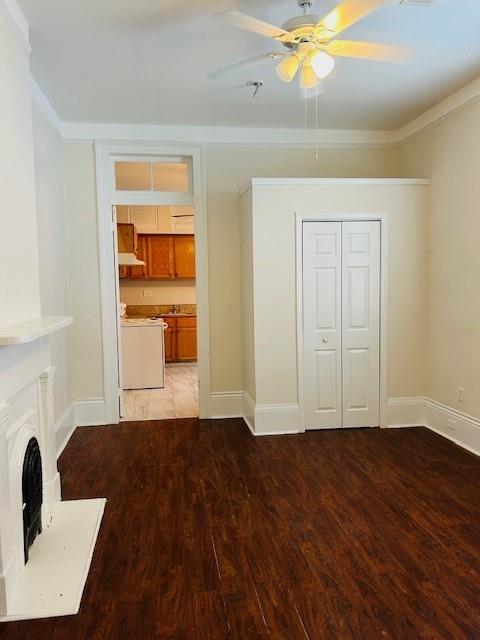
left=22, top=438, right=43, bottom=563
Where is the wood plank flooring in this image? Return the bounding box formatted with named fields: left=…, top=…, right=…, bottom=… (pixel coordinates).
left=2, top=420, right=480, bottom=639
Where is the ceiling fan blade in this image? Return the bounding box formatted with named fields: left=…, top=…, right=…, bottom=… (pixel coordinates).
left=314, top=0, right=389, bottom=39
left=327, top=40, right=413, bottom=62
left=223, top=11, right=295, bottom=43
left=209, top=52, right=286, bottom=79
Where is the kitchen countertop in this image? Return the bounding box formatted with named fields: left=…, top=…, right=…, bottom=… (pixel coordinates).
left=126, top=313, right=196, bottom=319
left=161, top=313, right=196, bottom=318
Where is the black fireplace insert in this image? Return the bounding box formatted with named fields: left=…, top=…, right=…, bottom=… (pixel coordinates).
left=22, top=437, right=43, bottom=563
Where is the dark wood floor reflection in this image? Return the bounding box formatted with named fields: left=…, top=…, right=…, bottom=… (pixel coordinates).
left=2, top=420, right=480, bottom=639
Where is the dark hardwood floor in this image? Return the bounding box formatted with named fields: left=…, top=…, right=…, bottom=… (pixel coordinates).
left=2, top=419, right=480, bottom=639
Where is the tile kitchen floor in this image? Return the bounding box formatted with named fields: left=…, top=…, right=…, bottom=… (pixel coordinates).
left=122, top=364, right=198, bottom=421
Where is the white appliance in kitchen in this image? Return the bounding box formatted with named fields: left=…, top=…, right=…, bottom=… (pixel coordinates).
left=121, top=317, right=168, bottom=389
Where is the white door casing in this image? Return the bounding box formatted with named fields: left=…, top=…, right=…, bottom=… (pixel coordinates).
left=111, top=206, right=125, bottom=418
left=95, top=143, right=209, bottom=424
left=303, top=220, right=380, bottom=430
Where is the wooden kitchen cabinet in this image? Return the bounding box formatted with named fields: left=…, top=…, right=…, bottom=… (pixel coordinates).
left=176, top=317, right=197, bottom=361
left=117, top=223, right=137, bottom=254
left=119, top=265, right=130, bottom=280
left=130, top=235, right=148, bottom=279
left=164, top=319, right=176, bottom=363
left=163, top=316, right=197, bottom=363
left=174, top=235, right=196, bottom=279
left=119, top=233, right=195, bottom=281
left=148, top=235, right=175, bottom=279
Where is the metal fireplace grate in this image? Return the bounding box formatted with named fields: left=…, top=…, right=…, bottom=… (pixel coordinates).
left=22, top=438, right=43, bottom=563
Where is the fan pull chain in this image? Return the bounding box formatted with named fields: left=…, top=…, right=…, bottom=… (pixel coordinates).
left=315, top=87, right=319, bottom=161
left=304, top=87, right=308, bottom=149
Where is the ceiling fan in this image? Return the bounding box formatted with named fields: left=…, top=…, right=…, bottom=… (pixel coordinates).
left=214, top=0, right=412, bottom=89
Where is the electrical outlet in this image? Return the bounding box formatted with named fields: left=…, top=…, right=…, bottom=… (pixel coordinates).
left=447, top=418, right=456, bottom=432
left=457, top=386, right=464, bottom=403
left=143, top=289, right=152, bottom=298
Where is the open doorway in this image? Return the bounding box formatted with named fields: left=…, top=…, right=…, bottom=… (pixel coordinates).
left=113, top=157, right=198, bottom=421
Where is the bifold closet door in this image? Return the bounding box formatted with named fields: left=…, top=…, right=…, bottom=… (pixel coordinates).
left=303, top=220, right=380, bottom=430
left=303, top=222, right=343, bottom=429
left=341, top=221, right=380, bottom=428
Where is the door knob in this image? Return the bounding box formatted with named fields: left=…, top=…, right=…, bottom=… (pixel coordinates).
left=322, top=338, right=328, bottom=343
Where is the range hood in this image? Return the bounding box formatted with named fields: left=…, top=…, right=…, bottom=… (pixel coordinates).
left=118, top=253, right=146, bottom=266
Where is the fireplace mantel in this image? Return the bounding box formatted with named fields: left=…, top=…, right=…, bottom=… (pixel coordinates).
left=0, top=316, right=73, bottom=346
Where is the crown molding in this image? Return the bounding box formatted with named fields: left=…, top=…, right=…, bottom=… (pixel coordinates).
left=30, top=72, right=480, bottom=148
left=0, top=0, right=30, bottom=53
left=241, top=177, right=430, bottom=196
left=394, top=76, right=480, bottom=144
left=250, top=177, right=431, bottom=186
left=60, top=121, right=396, bottom=147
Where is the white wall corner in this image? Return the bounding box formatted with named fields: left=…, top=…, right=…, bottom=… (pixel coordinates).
left=31, top=77, right=64, bottom=136
left=74, top=399, right=107, bottom=427
left=425, top=399, right=480, bottom=457
left=385, top=397, right=427, bottom=428
left=208, top=391, right=244, bottom=419
left=0, top=0, right=30, bottom=52
left=55, top=404, right=76, bottom=459
left=242, top=392, right=255, bottom=435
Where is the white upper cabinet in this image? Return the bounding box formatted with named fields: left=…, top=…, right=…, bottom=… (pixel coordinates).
left=116, top=205, right=194, bottom=234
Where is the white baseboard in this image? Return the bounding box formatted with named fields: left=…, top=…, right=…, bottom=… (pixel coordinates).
left=67, top=393, right=480, bottom=459
left=74, top=399, right=106, bottom=427
left=207, top=392, right=300, bottom=436
left=207, top=392, right=244, bottom=419
left=385, top=396, right=480, bottom=457
left=425, top=398, right=480, bottom=457
left=55, top=404, right=76, bottom=458
left=386, top=396, right=426, bottom=428
left=254, top=402, right=301, bottom=436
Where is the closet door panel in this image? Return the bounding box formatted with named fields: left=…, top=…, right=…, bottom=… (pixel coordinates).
left=303, top=222, right=342, bottom=429
left=342, top=221, right=380, bottom=428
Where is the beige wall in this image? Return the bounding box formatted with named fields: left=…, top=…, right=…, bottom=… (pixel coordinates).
left=206, top=144, right=399, bottom=392
left=246, top=182, right=429, bottom=405
left=63, top=142, right=401, bottom=405
left=399, top=99, right=480, bottom=418
left=120, top=280, right=196, bottom=306
left=0, top=13, right=40, bottom=326
left=33, top=105, right=73, bottom=421
left=63, top=142, right=104, bottom=401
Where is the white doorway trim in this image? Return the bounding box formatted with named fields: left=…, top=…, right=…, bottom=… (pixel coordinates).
left=296, top=212, right=388, bottom=432
left=95, top=142, right=209, bottom=424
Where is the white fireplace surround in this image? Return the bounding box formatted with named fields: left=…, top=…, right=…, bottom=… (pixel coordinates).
left=0, top=316, right=105, bottom=622
left=0, top=366, right=60, bottom=615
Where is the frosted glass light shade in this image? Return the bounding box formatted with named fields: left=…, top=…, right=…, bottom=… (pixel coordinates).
left=276, top=54, right=301, bottom=83
left=310, top=50, right=335, bottom=79
left=299, top=64, right=318, bottom=89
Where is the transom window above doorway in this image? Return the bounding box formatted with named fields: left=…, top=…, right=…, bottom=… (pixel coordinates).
left=114, top=158, right=191, bottom=193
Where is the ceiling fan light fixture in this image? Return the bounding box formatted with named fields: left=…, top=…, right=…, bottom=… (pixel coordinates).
left=276, top=53, right=301, bottom=83
left=309, top=50, right=335, bottom=79
left=299, top=63, right=318, bottom=90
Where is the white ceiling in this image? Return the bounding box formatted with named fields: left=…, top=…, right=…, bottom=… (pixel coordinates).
left=18, top=0, right=480, bottom=130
